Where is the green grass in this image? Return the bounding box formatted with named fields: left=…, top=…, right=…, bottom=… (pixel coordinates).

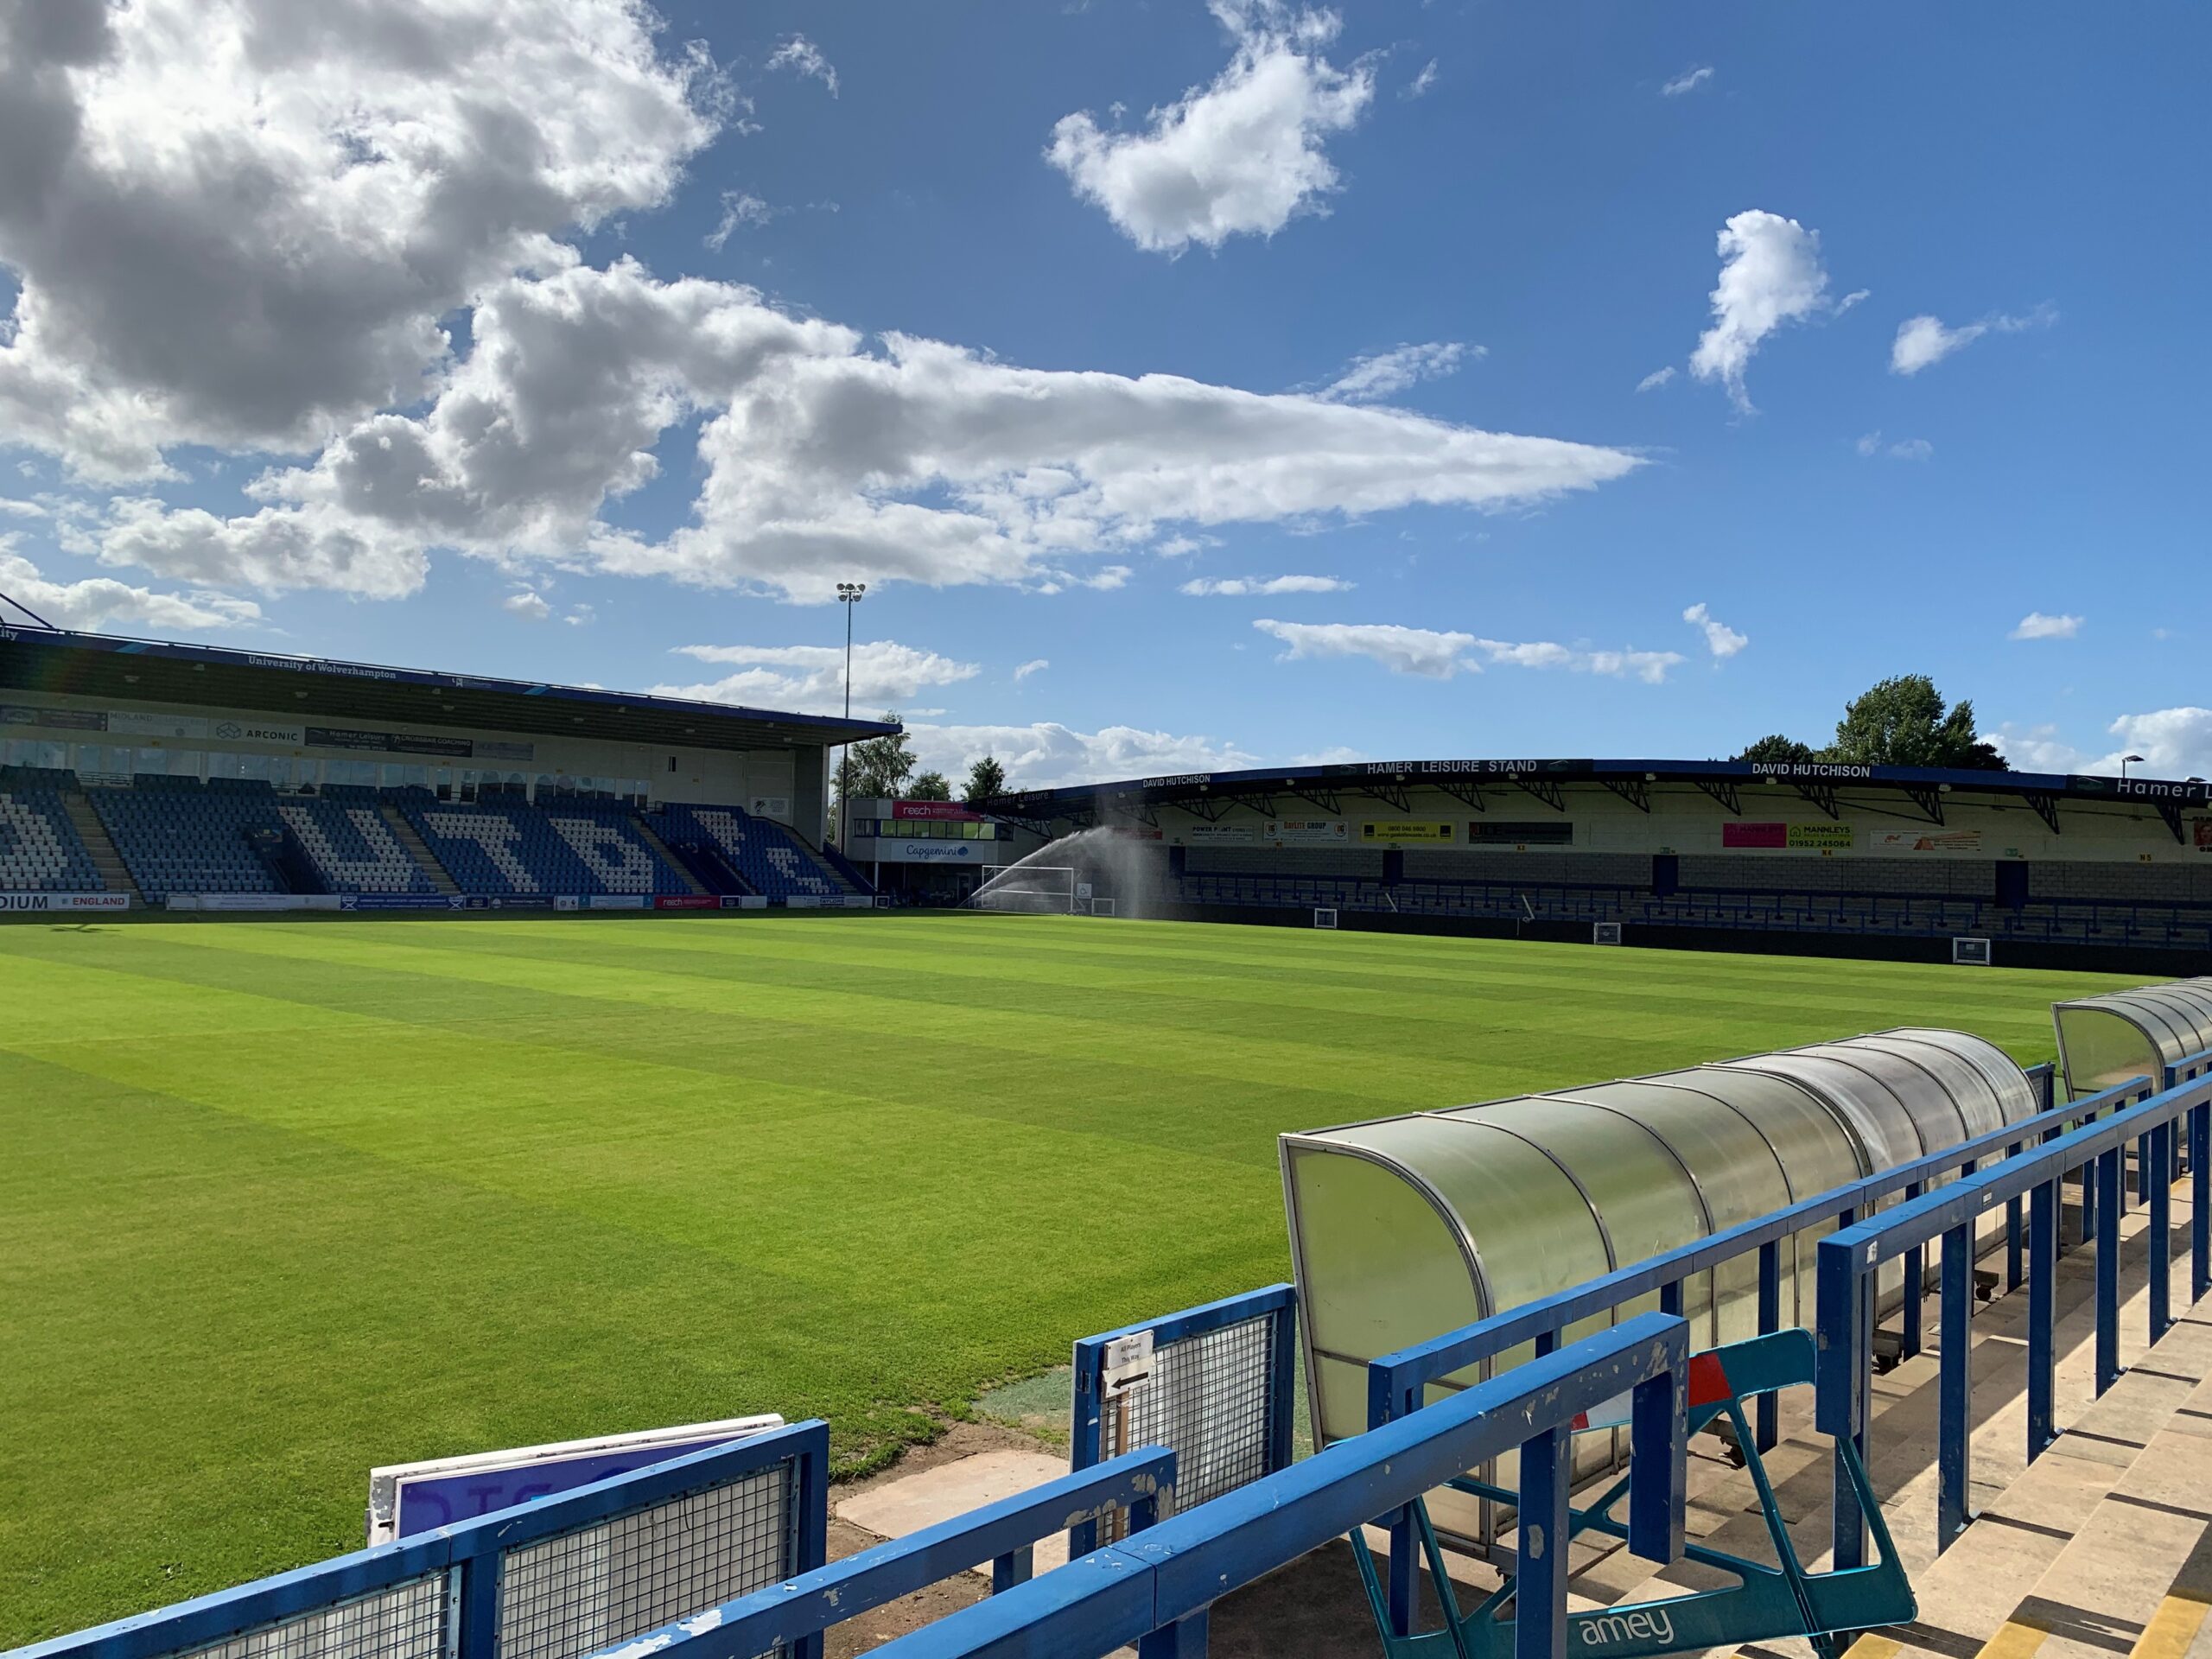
left=0, top=912, right=2139, bottom=1642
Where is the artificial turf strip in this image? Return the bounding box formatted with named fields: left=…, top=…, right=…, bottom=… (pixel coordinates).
left=0, top=912, right=2138, bottom=1642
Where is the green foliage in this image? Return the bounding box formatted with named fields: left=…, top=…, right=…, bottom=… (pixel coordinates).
left=1828, top=674, right=2005, bottom=769
left=961, top=754, right=1007, bottom=807
left=1735, top=734, right=1819, bottom=764
left=906, top=771, right=952, bottom=802
left=839, top=715, right=918, bottom=800
left=0, top=918, right=2133, bottom=1641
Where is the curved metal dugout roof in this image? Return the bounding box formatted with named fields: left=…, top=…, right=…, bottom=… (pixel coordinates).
left=0, top=626, right=899, bottom=753
left=2053, top=979, right=2212, bottom=1100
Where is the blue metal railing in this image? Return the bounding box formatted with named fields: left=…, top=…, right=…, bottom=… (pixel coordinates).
left=1068, top=1285, right=1298, bottom=1554
left=1356, top=1062, right=2117, bottom=1635
left=1816, top=1048, right=2212, bottom=1564
left=577, top=1446, right=1176, bottom=1659
left=10, top=1421, right=833, bottom=1659
left=873, top=1313, right=1692, bottom=1659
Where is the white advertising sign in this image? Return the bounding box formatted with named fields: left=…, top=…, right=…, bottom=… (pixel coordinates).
left=880, top=840, right=984, bottom=864
left=750, top=796, right=792, bottom=821
left=108, top=710, right=211, bottom=739
left=168, top=893, right=340, bottom=912
left=1183, top=823, right=1256, bottom=845
left=0, top=891, right=130, bottom=912
left=1264, top=818, right=1349, bottom=846
left=210, top=719, right=308, bottom=746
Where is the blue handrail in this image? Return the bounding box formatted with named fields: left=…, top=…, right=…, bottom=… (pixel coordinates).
left=582, top=1446, right=1177, bottom=1659
left=10, top=1421, right=834, bottom=1659
left=1816, top=1049, right=2212, bottom=1565
left=868, top=1313, right=1692, bottom=1659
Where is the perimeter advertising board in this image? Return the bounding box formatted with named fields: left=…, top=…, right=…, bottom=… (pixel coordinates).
left=1722, top=822, right=1857, bottom=850
left=1361, top=822, right=1456, bottom=843
left=0, top=891, right=130, bottom=912
left=1182, top=823, right=1255, bottom=845
left=1264, top=818, right=1347, bottom=846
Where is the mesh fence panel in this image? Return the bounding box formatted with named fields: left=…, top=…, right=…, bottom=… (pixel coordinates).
left=1098, top=1311, right=1279, bottom=1540
left=178, top=1574, right=449, bottom=1659
left=499, top=1465, right=792, bottom=1659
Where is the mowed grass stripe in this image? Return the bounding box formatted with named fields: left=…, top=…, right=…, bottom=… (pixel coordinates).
left=0, top=916, right=2135, bottom=1647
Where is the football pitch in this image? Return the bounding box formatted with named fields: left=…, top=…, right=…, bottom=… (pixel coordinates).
left=0, top=912, right=2139, bottom=1643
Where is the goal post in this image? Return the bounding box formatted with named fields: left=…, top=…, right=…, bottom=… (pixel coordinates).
left=970, top=864, right=1080, bottom=915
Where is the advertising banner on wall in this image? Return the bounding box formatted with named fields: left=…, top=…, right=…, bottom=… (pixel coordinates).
left=654, top=895, right=721, bottom=910
left=1361, top=822, right=1456, bottom=842
left=1110, top=825, right=1164, bottom=840
left=886, top=841, right=988, bottom=864
left=1466, top=820, right=1575, bottom=846
left=107, top=709, right=212, bottom=739
left=1723, top=822, right=1857, bottom=850
left=1264, top=818, right=1349, bottom=846
left=892, top=800, right=979, bottom=821
left=1183, top=823, right=1255, bottom=845
left=2196, top=820, right=2212, bottom=853
left=306, top=726, right=476, bottom=757
left=210, top=720, right=307, bottom=746
left=0, top=891, right=130, bottom=912
left=584, top=894, right=649, bottom=910
left=168, top=893, right=343, bottom=912
left=750, top=796, right=792, bottom=821
left=1865, top=830, right=1985, bottom=855
left=3, top=703, right=106, bottom=731
left=338, top=895, right=469, bottom=911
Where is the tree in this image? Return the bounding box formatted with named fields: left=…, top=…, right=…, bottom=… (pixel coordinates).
left=1736, top=734, right=1818, bottom=765
left=962, top=754, right=1007, bottom=806
left=1827, top=674, right=2005, bottom=770
left=906, top=771, right=952, bottom=801
left=836, top=715, right=917, bottom=807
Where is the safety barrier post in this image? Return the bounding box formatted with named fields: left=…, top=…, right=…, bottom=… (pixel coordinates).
left=2149, top=1119, right=2173, bottom=1344
left=1518, top=1427, right=1571, bottom=1659
left=1937, top=1222, right=1973, bottom=1550
left=2095, top=1147, right=2123, bottom=1395
left=1901, top=1181, right=1925, bottom=1360
left=1815, top=1234, right=1870, bottom=1573
left=2028, top=1177, right=2058, bottom=1459
left=2195, top=1100, right=2211, bottom=1305
left=1756, top=1240, right=1781, bottom=1452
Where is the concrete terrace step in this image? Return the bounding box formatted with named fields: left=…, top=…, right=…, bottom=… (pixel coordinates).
left=381, top=805, right=461, bottom=895
left=61, top=787, right=140, bottom=900
left=629, top=815, right=709, bottom=895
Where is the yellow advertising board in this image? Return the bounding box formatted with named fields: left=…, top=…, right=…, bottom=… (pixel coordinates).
left=1785, top=823, right=1853, bottom=850
left=1362, top=821, right=1456, bottom=842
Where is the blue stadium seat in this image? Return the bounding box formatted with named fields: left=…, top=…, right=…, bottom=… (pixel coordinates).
left=403, top=798, right=684, bottom=897
left=0, top=787, right=103, bottom=892
left=647, top=804, right=857, bottom=900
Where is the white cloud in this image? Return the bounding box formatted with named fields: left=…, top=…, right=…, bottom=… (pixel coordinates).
left=503, top=588, right=551, bottom=621
left=1890, top=305, right=2055, bottom=376
left=1855, top=430, right=1933, bottom=461
left=1682, top=601, right=1747, bottom=659
left=2011, top=611, right=2082, bottom=641
left=1661, top=66, right=1715, bottom=97
left=1014, top=658, right=1048, bottom=682
left=1993, top=722, right=2088, bottom=774
left=1182, top=574, right=1351, bottom=595
left=0, top=0, right=721, bottom=481
left=563, top=602, right=594, bottom=627
left=1635, top=366, right=1676, bottom=393
left=906, top=720, right=1262, bottom=790
left=2097, top=710, right=2212, bottom=779
left=766, top=36, right=838, bottom=97
left=1255, top=618, right=1476, bottom=677
left=661, top=639, right=979, bottom=715
left=1046, top=2, right=1376, bottom=255
left=705, top=192, right=776, bottom=251
left=1154, top=534, right=1214, bottom=558
left=1689, top=210, right=1839, bottom=413
left=1402, top=59, right=1439, bottom=99
left=0, top=497, right=49, bottom=518
left=1254, top=618, right=1684, bottom=683
left=0, top=543, right=259, bottom=633
left=1321, top=341, right=1476, bottom=403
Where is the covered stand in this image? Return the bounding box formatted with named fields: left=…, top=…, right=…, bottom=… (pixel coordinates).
left=2052, top=980, right=2212, bottom=1102
left=1280, top=1028, right=2037, bottom=1538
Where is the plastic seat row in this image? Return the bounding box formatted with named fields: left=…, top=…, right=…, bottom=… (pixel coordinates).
left=403, top=799, right=685, bottom=896
left=647, top=804, right=856, bottom=899
left=0, top=788, right=104, bottom=892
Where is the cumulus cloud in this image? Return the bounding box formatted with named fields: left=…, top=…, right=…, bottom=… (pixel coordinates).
left=1182, top=574, right=1351, bottom=595
left=1682, top=601, right=1747, bottom=659
left=1321, top=341, right=1475, bottom=403
left=766, top=35, right=837, bottom=97
left=0, top=0, right=720, bottom=481
left=659, top=639, right=979, bottom=715
left=1689, top=211, right=1844, bottom=413
left=2098, top=710, right=2212, bottom=779
left=94, top=258, right=1637, bottom=603
left=503, top=588, right=551, bottom=620
left=1661, top=66, right=1715, bottom=96
left=0, top=543, right=258, bottom=633
left=1254, top=618, right=1683, bottom=682
left=1890, top=305, right=2056, bottom=376
left=2011, top=611, right=2082, bottom=641
left=1045, top=1, right=1376, bottom=255
left=1993, top=722, right=2087, bottom=774
left=906, top=720, right=1262, bottom=790
left=1635, top=366, right=1676, bottom=393
left=1855, top=430, right=1933, bottom=461
left=1014, top=658, right=1049, bottom=681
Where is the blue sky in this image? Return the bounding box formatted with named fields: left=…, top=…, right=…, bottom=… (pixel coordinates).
left=0, top=1, right=2204, bottom=785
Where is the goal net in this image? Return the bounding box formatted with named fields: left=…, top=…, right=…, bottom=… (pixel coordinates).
left=970, top=864, right=1079, bottom=915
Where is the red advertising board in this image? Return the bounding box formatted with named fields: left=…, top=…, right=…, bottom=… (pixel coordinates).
left=1721, top=822, right=1789, bottom=849
left=654, top=894, right=721, bottom=910
left=892, top=800, right=982, bottom=821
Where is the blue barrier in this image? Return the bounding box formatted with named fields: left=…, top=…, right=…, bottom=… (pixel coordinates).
left=872, top=1313, right=1691, bottom=1659
left=1068, top=1285, right=1297, bottom=1555
left=1816, top=1048, right=2212, bottom=1564
left=10, top=1422, right=832, bottom=1659
left=578, top=1446, right=1175, bottom=1659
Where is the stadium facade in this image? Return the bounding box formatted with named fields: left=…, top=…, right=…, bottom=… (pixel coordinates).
left=999, top=756, right=2212, bottom=967
left=0, top=625, right=892, bottom=914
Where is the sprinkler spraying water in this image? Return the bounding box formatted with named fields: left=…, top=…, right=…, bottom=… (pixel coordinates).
left=969, top=826, right=1154, bottom=918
